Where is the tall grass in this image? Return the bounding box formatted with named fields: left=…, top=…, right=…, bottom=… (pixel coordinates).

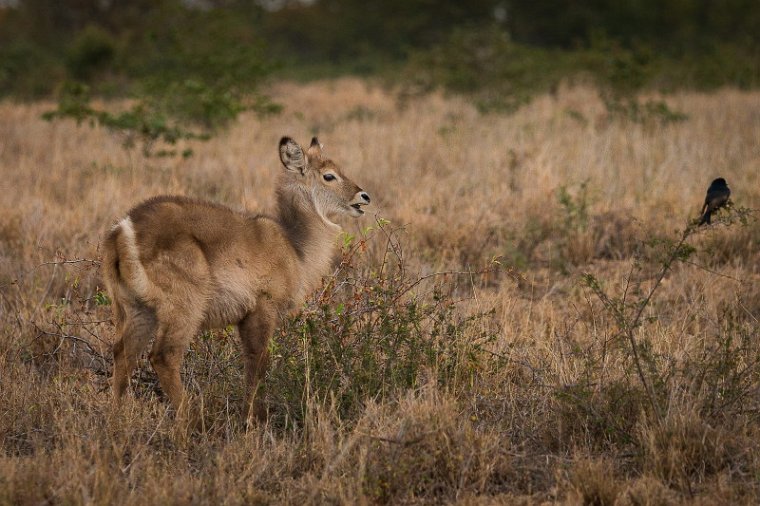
left=1, top=80, right=759, bottom=504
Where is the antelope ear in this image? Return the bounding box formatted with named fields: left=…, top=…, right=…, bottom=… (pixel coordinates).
left=307, top=136, right=323, bottom=160
left=279, top=137, right=306, bottom=175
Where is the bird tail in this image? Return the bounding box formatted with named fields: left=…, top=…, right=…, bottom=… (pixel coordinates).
left=699, top=211, right=711, bottom=226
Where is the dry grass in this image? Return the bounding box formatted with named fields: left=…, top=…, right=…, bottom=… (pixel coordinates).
left=1, top=79, right=760, bottom=504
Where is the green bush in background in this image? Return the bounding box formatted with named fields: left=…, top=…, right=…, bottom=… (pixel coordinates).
left=0, top=0, right=758, bottom=139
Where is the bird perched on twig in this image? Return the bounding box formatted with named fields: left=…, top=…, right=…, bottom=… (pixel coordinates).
left=699, top=177, right=731, bottom=225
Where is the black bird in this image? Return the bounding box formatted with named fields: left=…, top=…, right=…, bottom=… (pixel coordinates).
left=699, top=177, right=731, bottom=225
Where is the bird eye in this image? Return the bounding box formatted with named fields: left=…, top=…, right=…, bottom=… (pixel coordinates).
left=323, top=174, right=336, bottom=182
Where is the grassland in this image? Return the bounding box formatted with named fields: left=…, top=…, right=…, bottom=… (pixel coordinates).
left=1, top=79, right=759, bottom=504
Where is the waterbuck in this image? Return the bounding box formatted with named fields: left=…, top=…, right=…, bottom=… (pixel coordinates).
left=102, top=136, right=370, bottom=420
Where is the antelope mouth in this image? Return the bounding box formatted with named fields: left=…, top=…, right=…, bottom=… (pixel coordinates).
left=350, top=203, right=365, bottom=215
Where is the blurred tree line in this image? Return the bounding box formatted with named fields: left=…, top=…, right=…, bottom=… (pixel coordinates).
left=266, top=0, right=760, bottom=88
left=0, top=0, right=758, bottom=134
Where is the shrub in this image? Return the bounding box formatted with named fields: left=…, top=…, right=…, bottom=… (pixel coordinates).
left=267, top=221, right=502, bottom=426
left=402, top=27, right=576, bottom=113
left=555, top=204, right=759, bottom=455
left=0, top=40, right=63, bottom=98
left=65, top=25, right=115, bottom=80
left=36, top=3, right=279, bottom=156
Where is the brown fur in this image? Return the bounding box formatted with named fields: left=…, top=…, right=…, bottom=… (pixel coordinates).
left=102, top=137, right=370, bottom=420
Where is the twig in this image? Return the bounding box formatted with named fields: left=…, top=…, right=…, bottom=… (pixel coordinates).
left=31, top=321, right=111, bottom=375
left=737, top=298, right=759, bottom=324
left=359, top=430, right=434, bottom=446
left=0, top=256, right=101, bottom=290
left=622, top=227, right=696, bottom=422
left=37, top=258, right=101, bottom=267
left=680, top=259, right=745, bottom=283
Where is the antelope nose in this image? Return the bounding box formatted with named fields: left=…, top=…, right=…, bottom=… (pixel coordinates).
left=360, top=192, right=371, bottom=204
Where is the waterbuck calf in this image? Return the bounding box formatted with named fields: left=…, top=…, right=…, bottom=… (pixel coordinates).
left=102, top=137, right=370, bottom=419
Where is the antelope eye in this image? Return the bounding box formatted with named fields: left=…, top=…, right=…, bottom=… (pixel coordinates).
left=323, top=174, right=336, bottom=182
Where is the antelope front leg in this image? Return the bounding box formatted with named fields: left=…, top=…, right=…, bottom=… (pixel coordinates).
left=239, top=303, right=276, bottom=423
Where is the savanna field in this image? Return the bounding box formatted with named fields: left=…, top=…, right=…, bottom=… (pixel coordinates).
left=1, top=79, right=760, bottom=504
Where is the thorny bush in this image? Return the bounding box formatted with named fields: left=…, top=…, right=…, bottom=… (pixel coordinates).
left=267, top=220, right=502, bottom=427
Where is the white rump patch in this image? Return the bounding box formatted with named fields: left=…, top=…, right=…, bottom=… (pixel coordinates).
left=118, top=217, right=151, bottom=298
